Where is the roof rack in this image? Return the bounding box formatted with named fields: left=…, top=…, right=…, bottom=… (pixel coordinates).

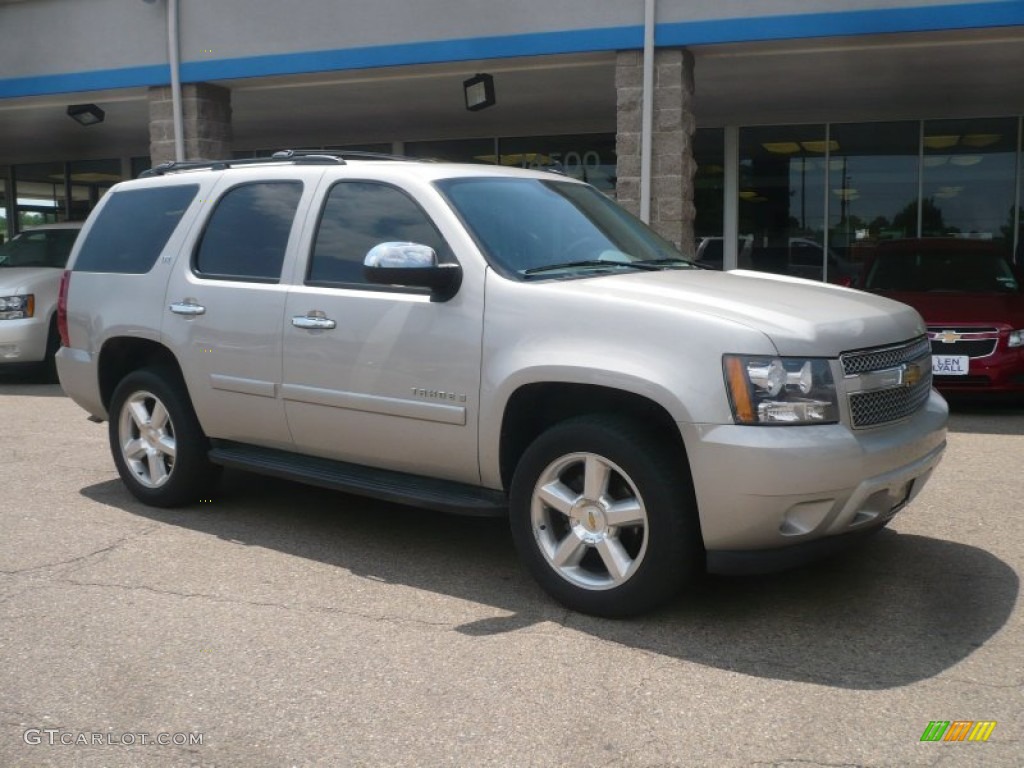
left=139, top=148, right=414, bottom=177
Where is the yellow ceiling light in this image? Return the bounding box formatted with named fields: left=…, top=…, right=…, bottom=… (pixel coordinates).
left=497, top=153, right=553, bottom=167
left=832, top=188, right=860, bottom=201
left=739, top=189, right=760, bottom=200
left=923, top=135, right=959, bottom=150
left=961, top=133, right=1001, bottom=148
left=800, top=140, right=839, bottom=154
left=922, top=156, right=948, bottom=167
left=762, top=142, right=801, bottom=154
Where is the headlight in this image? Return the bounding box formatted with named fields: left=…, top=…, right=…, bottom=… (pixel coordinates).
left=723, top=354, right=839, bottom=425
left=0, top=294, right=34, bottom=320
left=1009, top=329, right=1024, bottom=348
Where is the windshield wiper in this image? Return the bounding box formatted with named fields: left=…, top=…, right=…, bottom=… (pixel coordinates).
left=634, top=257, right=699, bottom=268
left=523, top=260, right=663, bottom=275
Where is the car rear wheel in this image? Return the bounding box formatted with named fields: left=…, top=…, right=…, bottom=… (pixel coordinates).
left=108, top=367, right=220, bottom=507
left=509, top=415, right=702, bottom=617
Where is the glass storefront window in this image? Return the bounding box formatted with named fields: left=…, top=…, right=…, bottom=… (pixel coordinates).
left=405, top=138, right=497, bottom=164
left=13, top=162, right=64, bottom=229
left=67, top=159, right=122, bottom=220
left=738, top=125, right=827, bottom=277
left=405, top=135, right=617, bottom=193
left=827, top=122, right=919, bottom=270
left=922, top=117, right=1018, bottom=258
left=131, top=157, right=153, bottom=178
left=11, top=159, right=123, bottom=233
left=693, top=128, right=725, bottom=267
left=496, top=134, right=616, bottom=192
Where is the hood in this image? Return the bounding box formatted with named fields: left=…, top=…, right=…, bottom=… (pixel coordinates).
left=552, top=268, right=927, bottom=356
left=0, top=266, right=62, bottom=293
left=871, top=290, right=1024, bottom=330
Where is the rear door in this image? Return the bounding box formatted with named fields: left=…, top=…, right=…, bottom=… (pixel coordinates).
left=162, top=170, right=319, bottom=448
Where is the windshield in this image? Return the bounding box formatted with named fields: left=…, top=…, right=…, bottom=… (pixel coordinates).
left=435, top=177, right=691, bottom=278
left=865, top=248, right=1019, bottom=293
left=0, top=229, right=79, bottom=269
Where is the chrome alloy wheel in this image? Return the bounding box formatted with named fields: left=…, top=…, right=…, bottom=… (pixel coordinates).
left=117, top=390, right=177, bottom=489
left=530, top=452, right=649, bottom=590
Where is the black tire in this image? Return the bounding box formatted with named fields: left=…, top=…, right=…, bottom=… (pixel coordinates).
left=39, top=318, right=61, bottom=383
left=509, top=414, right=702, bottom=618
left=108, top=367, right=220, bottom=507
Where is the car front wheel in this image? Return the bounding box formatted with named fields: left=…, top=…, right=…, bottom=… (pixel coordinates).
left=509, top=415, right=701, bottom=617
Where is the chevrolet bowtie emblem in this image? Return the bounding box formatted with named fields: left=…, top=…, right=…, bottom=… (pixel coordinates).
left=935, top=330, right=962, bottom=344
left=903, top=361, right=923, bottom=388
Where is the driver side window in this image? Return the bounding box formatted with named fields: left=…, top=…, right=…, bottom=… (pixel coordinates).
left=308, top=181, right=453, bottom=287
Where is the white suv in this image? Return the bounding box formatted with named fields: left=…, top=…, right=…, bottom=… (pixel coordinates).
left=0, top=222, right=82, bottom=374
left=57, top=151, right=947, bottom=616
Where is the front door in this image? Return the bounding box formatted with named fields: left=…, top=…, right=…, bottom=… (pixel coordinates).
left=281, top=180, right=483, bottom=484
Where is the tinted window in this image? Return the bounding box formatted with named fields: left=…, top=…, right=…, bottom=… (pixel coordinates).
left=0, top=229, right=79, bottom=269
left=195, top=182, right=302, bottom=281
left=308, top=182, right=451, bottom=286
left=74, top=185, right=198, bottom=274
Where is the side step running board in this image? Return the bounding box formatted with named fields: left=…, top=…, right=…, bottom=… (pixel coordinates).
left=208, top=441, right=508, bottom=517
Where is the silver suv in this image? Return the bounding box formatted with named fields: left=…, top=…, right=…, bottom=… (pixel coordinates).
left=0, top=222, right=82, bottom=375
left=57, top=151, right=947, bottom=617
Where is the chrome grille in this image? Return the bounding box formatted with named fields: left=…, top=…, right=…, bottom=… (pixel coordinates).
left=841, top=336, right=931, bottom=376
left=841, top=336, right=932, bottom=429
left=849, top=378, right=932, bottom=428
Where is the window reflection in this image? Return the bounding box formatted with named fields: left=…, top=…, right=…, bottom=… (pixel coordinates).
left=922, top=117, right=1017, bottom=257
left=693, top=128, right=725, bottom=268
left=827, top=121, right=919, bottom=266
left=738, top=125, right=829, bottom=278
left=735, top=118, right=1023, bottom=281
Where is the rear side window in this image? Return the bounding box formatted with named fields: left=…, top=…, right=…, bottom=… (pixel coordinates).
left=308, top=181, right=452, bottom=286
left=194, top=182, right=302, bottom=282
left=74, top=185, right=198, bottom=273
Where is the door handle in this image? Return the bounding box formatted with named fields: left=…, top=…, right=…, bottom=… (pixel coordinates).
left=169, top=301, right=206, bottom=316
left=291, top=315, right=337, bottom=330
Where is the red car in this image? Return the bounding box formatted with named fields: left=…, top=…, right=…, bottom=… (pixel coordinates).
left=860, top=238, right=1024, bottom=396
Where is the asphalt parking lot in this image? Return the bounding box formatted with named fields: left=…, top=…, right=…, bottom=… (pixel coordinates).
left=1, top=378, right=1021, bottom=768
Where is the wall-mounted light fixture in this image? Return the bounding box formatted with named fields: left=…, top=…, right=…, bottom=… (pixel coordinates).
left=463, top=73, right=495, bottom=112
left=67, top=104, right=105, bottom=126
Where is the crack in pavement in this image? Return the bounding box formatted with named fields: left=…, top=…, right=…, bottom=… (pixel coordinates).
left=0, top=524, right=162, bottom=577
left=55, top=576, right=466, bottom=631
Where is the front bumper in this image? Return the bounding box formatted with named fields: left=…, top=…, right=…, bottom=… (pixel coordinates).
left=0, top=316, right=49, bottom=363
left=682, top=390, right=947, bottom=571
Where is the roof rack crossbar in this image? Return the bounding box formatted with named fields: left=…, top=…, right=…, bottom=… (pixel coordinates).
left=139, top=149, right=414, bottom=178
left=273, top=149, right=413, bottom=162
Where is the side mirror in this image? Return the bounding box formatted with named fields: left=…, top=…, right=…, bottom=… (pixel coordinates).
left=363, top=242, right=462, bottom=302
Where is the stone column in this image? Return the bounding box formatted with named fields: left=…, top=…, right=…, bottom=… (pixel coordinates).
left=615, top=48, right=697, bottom=256
left=148, top=83, right=232, bottom=166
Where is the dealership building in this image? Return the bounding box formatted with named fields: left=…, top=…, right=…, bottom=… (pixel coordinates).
left=1, top=0, right=1022, bottom=273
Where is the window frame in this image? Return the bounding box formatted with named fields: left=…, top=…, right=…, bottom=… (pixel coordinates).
left=304, top=178, right=457, bottom=294
left=191, top=179, right=304, bottom=284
